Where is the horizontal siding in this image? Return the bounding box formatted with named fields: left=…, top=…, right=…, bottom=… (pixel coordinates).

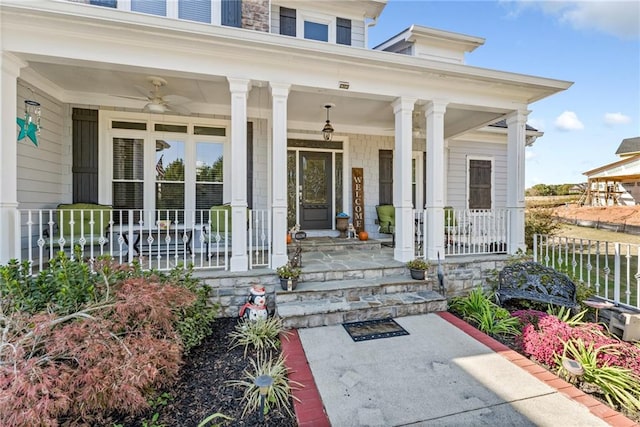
left=446, top=139, right=507, bottom=209
left=17, top=81, right=70, bottom=211
left=351, top=19, right=365, bottom=48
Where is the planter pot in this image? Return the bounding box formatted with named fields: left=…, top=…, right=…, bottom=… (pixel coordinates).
left=280, top=277, right=298, bottom=291
left=410, top=268, right=426, bottom=280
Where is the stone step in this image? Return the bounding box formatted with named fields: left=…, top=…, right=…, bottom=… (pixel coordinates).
left=276, top=276, right=436, bottom=303
left=287, top=236, right=386, bottom=253
left=276, top=290, right=447, bottom=329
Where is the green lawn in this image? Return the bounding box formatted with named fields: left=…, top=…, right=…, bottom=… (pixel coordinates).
left=541, top=225, right=639, bottom=308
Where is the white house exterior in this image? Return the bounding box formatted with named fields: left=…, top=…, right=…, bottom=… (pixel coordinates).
left=0, top=0, right=572, bottom=272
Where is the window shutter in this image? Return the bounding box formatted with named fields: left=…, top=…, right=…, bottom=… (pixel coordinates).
left=89, top=0, right=117, bottom=7
left=337, top=18, right=351, bottom=45
left=178, top=0, right=211, bottom=23
left=72, top=109, right=99, bottom=204
left=469, top=159, right=492, bottom=209
left=379, top=150, right=393, bottom=205
left=222, top=0, right=242, bottom=28
left=131, top=0, right=166, bottom=16
left=280, top=7, right=296, bottom=36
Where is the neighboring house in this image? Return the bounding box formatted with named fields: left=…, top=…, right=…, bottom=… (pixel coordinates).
left=0, top=0, right=572, bottom=272
left=583, top=137, right=640, bottom=206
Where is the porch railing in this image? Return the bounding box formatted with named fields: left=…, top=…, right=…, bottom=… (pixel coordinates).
left=413, top=208, right=509, bottom=257
left=18, top=208, right=271, bottom=273
left=533, top=234, right=640, bottom=310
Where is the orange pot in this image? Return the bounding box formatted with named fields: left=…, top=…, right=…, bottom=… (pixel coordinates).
left=358, top=231, right=368, bottom=241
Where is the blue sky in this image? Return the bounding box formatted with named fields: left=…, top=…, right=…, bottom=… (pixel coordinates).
left=368, top=0, right=640, bottom=188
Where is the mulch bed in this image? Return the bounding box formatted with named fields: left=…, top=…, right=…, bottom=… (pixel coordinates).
left=114, top=317, right=297, bottom=427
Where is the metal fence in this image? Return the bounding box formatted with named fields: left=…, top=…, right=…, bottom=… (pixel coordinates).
left=533, top=234, right=640, bottom=310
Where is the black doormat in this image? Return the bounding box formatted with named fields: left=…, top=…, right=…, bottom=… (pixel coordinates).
left=342, top=318, right=409, bottom=342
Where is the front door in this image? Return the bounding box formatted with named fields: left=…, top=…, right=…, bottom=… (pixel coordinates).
left=300, top=151, right=332, bottom=229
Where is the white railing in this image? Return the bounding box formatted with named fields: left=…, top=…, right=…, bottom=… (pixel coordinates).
left=18, top=208, right=271, bottom=273
left=443, top=208, right=509, bottom=256
left=533, top=234, right=640, bottom=310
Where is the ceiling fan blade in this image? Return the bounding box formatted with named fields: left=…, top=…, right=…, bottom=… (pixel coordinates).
left=163, top=94, right=191, bottom=105
left=166, top=103, right=191, bottom=115
left=112, top=94, right=148, bottom=101
left=134, top=85, right=153, bottom=98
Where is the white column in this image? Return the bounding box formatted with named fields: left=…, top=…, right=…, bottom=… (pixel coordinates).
left=391, top=97, right=416, bottom=262
left=227, top=78, right=250, bottom=272
left=506, top=110, right=528, bottom=254
left=0, top=53, right=26, bottom=264
left=425, top=100, right=447, bottom=261
left=270, top=83, right=290, bottom=269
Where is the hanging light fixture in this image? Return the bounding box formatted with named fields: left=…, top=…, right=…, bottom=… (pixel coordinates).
left=322, top=104, right=334, bottom=141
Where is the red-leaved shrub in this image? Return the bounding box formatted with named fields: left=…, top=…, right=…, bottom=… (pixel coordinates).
left=0, top=278, right=196, bottom=426
left=514, top=309, right=640, bottom=376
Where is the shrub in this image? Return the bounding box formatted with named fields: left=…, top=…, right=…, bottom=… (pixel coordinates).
left=558, top=339, right=640, bottom=412
left=524, top=208, right=562, bottom=251
left=230, top=317, right=289, bottom=357
left=227, top=352, right=300, bottom=419
left=450, top=287, right=520, bottom=337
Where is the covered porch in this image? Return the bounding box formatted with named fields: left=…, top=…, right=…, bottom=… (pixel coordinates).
left=0, top=2, right=570, bottom=272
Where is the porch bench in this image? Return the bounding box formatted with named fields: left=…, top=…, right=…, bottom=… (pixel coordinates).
left=44, top=203, right=112, bottom=249
left=497, top=261, right=579, bottom=309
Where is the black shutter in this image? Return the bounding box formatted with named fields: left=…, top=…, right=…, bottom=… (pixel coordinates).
left=469, top=159, right=491, bottom=209
left=280, top=7, right=296, bottom=36
left=247, top=121, right=253, bottom=209
left=379, top=150, right=393, bottom=205
left=72, top=109, right=99, bottom=204
left=222, top=0, right=242, bottom=28
left=90, top=0, right=117, bottom=7
left=337, top=17, right=351, bottom=45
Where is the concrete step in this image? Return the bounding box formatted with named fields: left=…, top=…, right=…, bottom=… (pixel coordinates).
left=276, top=289, right=447, bottom=329
left=276, top=276, right=436, bottom=303
left=287, top=236, right=385, bottom=253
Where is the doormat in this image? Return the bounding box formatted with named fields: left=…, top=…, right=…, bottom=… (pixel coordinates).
left=342, top=318, right=409, bottom=342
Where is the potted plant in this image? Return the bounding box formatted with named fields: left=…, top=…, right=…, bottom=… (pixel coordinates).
left=406, top=258, right=430, bottom=280
left=276, top=262, right=301, bottom=291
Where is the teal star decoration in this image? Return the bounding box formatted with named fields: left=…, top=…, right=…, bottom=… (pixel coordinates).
left=16, top=117, right=39, bottom=146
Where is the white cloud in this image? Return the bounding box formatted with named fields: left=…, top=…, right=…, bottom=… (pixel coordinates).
left=554, top=111, right=584, bottom=131
left=505, top=1, right=640, bottom=40
left=604, top=112, right=631, bottom=126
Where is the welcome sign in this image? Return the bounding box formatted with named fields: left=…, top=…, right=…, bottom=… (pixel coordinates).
left=352, top=168, right=365, bottom=233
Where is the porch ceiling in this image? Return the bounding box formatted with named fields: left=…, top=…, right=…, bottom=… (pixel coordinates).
left=24, top=58, right=506, bottom=138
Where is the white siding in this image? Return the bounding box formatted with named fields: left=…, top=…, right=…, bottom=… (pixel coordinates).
left=446, top=139, right=507, bottom=209
left=351, top=19, right=365, bottom=48
left=252, top=118, right=269, bottom=210
left=17, top=81, right=70, bottom=210
left=347, top=133, right=393, bottom=238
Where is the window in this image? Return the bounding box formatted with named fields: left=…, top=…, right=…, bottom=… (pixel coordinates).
left=196, top=142, right=224, bottom=211
left=280, top=7, right=296, bottom=36
left=155, top=140, right=185, bottom=215
left=131, top=0, right=166, bottom=16
left=112, top=138, right=144, bottom=221
left=179, top=0, right=212, bottom=23
left=468, top=159, right=492, bottom=209
left=336, top=18, right=351, bottom=45
left=304, top=21, right=328, bottom=41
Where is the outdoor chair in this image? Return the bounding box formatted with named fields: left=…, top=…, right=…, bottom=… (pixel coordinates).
left=44, top=203, right=112, bottom=252
left=376, top=204, right=395, bottom=247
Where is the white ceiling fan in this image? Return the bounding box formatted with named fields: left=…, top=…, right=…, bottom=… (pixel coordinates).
left=117, top=76, right=191, bottom=115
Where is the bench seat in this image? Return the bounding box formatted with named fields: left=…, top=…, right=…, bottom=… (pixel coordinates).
left=497, top=262, right=579, bottom=309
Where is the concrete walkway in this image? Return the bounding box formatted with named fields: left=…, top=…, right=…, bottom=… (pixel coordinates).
left=282, top=313, right=636, bottom=427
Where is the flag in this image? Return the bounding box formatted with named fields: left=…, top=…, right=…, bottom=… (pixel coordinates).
left=156, top=155, right=165, bottom=179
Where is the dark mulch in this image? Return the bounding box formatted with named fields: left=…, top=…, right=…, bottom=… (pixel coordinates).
left=115, top=317, right=298, bottom=427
